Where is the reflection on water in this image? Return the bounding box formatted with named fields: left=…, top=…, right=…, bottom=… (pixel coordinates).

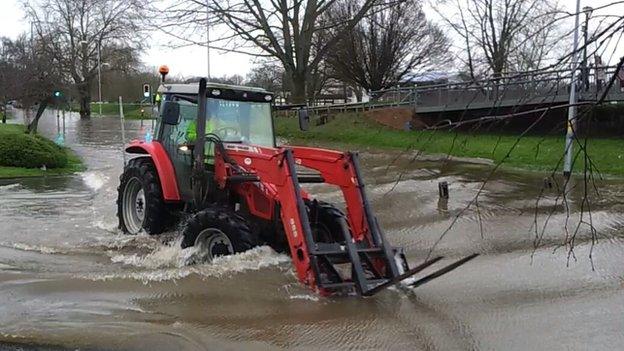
left=0, top=110, right=623, bottom=350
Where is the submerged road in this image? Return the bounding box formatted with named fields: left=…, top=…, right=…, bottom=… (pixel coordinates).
left=0, top=110, right=623, bottom=350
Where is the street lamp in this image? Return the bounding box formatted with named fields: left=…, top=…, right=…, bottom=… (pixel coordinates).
left=80, top=40, right=108, bottom=116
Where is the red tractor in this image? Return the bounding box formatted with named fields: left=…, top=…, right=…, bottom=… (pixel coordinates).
left=117, top=78, right=476, bottom=296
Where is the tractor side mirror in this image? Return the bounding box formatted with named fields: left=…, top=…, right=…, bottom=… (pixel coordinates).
left=298, top=107, right=310, bottom=131
left=162, top=102, right=180, bottom=125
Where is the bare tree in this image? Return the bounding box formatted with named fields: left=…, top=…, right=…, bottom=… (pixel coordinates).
left=511, top=7, right=569, bottom=72
left=160, top=0, right=390, bottom=103
left=438, top=0, right=564, bottom=78
left=325, top=0, right=449, bottom=94
left=0, top=35, right=67, bottom=132
left=23, top=0, right=148, bottom=118
left=246, top=61, right=284, bottom=93
left=210, top=74, right=246, bottom=86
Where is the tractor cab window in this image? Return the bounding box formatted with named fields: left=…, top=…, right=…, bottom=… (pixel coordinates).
left=167, top=99, right=199, bottom=146
left=206, top=98, right=274, bottom=147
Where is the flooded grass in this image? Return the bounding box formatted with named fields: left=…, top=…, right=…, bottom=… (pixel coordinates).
left=275, top=113, right=624, bottom=176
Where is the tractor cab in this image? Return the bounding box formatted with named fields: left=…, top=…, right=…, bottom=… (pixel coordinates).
left=154, top=83, right=276, bottom=199
left=156, top=82, right=275, bottom=145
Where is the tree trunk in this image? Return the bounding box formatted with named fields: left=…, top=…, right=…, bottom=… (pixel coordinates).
left=77, top=81, right=92, bottom=118
left=353, top=85, right=363, bottom=102
left=288, top=70, right=307, bottom=104
left=27, top=99, right=49, bottom=134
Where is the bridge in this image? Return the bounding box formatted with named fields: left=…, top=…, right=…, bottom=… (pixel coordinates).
left=304, top=65, right=624, bottom=116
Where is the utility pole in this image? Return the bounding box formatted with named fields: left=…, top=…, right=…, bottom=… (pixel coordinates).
left=81, top=40, right=106, bottom=116
left=582, top=6, right=593, bottom=91
left=97, top=42, right=103, bottom=116
left=563, top=0, right=582, bottom=178
left=206, top=0, right=211, bottom=79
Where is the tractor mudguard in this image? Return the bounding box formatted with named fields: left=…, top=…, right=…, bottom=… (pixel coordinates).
left=125, top=140, right=181, bottom=202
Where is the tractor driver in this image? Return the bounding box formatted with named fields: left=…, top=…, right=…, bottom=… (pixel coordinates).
left=185, top=115, right=217, bottom=165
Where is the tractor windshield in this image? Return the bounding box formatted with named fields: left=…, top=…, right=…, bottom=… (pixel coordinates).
left=206, top=98, right=274, bottom=147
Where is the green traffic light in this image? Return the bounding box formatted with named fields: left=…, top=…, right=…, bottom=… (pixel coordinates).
left=54, top=91, right=62, bottom=97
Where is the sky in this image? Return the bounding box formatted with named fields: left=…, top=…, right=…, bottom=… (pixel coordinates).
left=1, top=0, right=623, bottom=79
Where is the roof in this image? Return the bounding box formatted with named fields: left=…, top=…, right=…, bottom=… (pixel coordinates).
left=158, top=82, right=270, bottom=95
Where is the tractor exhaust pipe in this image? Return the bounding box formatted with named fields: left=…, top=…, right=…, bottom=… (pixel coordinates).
left=192, top=78, right=208, bottom=209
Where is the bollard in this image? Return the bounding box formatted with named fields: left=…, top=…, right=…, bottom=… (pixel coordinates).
left=438, top=181, right=449, bottom=199
left=543, top=177, right=553, bottom=189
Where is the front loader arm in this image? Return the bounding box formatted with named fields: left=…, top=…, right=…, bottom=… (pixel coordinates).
left=288, top=146, right=372, bottom=244
left=213, top=144, right=321, bottom=292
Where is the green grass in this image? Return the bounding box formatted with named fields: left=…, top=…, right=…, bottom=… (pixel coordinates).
left=275, top=112, right=624, bottom=176
left=69, top=102, right=154, bottom=119
left=0, top=124, right=85, bottom=179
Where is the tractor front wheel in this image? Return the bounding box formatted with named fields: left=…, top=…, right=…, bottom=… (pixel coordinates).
left=307, top=200, right=347, bottom=244
left=181, top=206, right=258, bottom=262
left=117, top=157, right=172, bottom=235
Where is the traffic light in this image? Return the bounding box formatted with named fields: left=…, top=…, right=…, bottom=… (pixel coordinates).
left=143, top=83, right=151, bottom=98
left=53, top=91, right=62, bottom=98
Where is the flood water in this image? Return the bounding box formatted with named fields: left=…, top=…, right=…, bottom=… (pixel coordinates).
left=0, top=110, right=623, bottom=350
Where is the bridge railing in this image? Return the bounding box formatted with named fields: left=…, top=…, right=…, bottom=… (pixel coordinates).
left=371, top=66, right=623, bottom=111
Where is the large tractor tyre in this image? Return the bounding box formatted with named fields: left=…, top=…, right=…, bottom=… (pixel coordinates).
left=181, top=206, right=259, bottom=262
left=117, top=157, right=172, bottom=235
left=306, top=200, right=348, bottom=244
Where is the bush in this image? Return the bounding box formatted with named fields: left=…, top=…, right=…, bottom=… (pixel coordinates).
left=0, top=131, right=68, bottom=168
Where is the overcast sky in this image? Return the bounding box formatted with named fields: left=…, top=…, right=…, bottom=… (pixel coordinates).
left=1, top=0, right=623, bottom=79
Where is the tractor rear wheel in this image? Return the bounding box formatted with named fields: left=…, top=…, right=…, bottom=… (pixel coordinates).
left=117, top=157, right=172, bottom=235
left=181, top=206, right=258, bottom=262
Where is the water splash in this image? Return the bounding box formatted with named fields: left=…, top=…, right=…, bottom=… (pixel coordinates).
left=0, top=183, right=20, bottom=191
left=81, top=171, right=108, bottom=191
left=1, top=242, right=67, bottom=254
left=289, top=294, right=320, bottom=302
left=84, top=245, right=291, bottom=283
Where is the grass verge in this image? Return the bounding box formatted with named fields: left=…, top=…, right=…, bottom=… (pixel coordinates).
left=275, top=112, right=624, bottom=176
left=0, top=124, right=85, bottom=179
left=89, top=102, right=154, bottom=119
